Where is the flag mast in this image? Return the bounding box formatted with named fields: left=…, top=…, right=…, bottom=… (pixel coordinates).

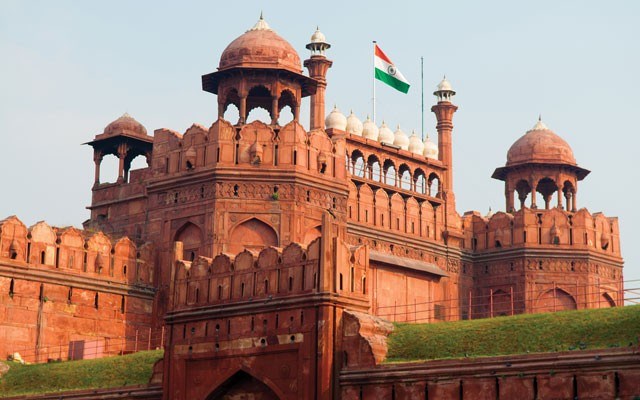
left=421, top=56, right=424, bottom=141
left=372, top=41, right=377, bottom=123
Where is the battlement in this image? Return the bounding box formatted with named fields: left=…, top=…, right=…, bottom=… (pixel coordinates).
left=150, top=118, right=347, bottom=184
left=461, top=207, right=621, bottom=257
left=0, top=215, right=154, bottom=286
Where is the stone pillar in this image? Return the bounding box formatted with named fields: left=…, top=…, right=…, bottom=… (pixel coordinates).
left=270, top=96, right=279, bottom=125
left=217, top=101, right=225, bottom=120
left=557, top=188, right=563, bottom=209
left=572, top=191, right=577, bottom=212
left=304, top=56, right=333, bottom=131
left=239, top=96, right=247, bottom=125
left=505, top=183, right=514, bottom=212
left=117, top=143, right=128, bottom=183
left=93, top=151, right=103, bottom=186
left=531, top=185, right=537, bottom=209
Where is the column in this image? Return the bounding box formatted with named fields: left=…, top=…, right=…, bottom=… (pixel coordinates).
left=239, top=96, right=247, bottom=125
left=93, top=151, right=103, bottom=186
left=557, top=188, right=563, bottom=209
left=270, top=96, right=279, bottom=125
left=571, top=191, right=577, bottom=212
left=117, top=143, right=128, bottom=183
left=530, top=185, right=537, bottom=209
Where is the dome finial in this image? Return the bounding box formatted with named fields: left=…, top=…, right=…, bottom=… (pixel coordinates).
left=531, top=116, right=548, bottom=131
left=249, top=12, right=271, bottom=31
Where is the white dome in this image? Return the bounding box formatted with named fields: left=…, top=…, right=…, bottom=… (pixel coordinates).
left=436, top=76, right=454, bottom=92
left=393, top=125, right=409, bottom=150
left=362, top=116, right=379, bottom=140
left=423, top=135, right=439, bottom=159
left=310, top=27, right=326, bottom=43
left=346, top=111, right=363, bottom=136
left=408, top=130, right=425, bottom=155
left=378, top=121, right=394, bottom=144
left=325, top=105, right=347, bottom=130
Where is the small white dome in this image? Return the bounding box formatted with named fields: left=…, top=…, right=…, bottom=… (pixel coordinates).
left=408, top=130, right=425, bottom=155
left=424, top=135, right=439, bottom=159
left=310, top=27, right=326, bottom=43
left=378, top=121, right=394, bottom=144
left=436, top=76, right=454, bottom=92
left=325, top=105, right=347, bottom=130
left=362, top=116, right=379, bottom=140
left=346, top=111, right=363, bottom=136
left=393, top=125, right=410, bottom=150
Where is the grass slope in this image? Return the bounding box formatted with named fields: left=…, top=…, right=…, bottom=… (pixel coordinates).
left=387, top=305, right=640, bottom=362
left=0, top=350, right=163, bottom=398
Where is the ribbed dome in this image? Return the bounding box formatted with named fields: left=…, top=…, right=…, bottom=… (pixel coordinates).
left=219, top=15, right=302, bottom=73
left=393, top=125, right=409, bottom=150
left=346, top=111, right=363, bottom=136
left=378, top=122, right=394, bottom=144
left=362, top=116, right=379, bottom=140
left=103, top=113, right=147, bottom=136
left=408, top=130, right=424, bottom=155
left=423, top=135, right=438, bottom=159
left=325, top=106, right=347, bottom=130
left=506, top=119, right=576, bottom=166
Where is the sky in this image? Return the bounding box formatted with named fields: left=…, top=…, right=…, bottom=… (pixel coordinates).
left=1, top=1, right=638, bottom=282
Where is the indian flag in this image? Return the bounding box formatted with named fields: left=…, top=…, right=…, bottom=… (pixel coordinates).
left=374, top=44, right=410, bottom=94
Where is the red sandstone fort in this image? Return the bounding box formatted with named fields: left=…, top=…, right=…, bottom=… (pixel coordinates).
left=0, top=15, right=633, bottom=400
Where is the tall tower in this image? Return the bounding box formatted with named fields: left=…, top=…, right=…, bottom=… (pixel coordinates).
left=431, top=77, right=458, bottom=203
left=304, top=28, right=332, bottom=131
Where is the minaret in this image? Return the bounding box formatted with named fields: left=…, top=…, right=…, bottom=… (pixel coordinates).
left=431, top=76, right=458, bottom=203
left=304, top=27, right=333, bottom=131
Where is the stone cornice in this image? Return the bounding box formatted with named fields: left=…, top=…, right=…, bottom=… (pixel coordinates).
left=165, top=291, right=369, bottom=324
left=0, top=260, right=156, bottom=300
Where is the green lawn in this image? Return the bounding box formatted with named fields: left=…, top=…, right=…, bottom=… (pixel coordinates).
left=387, top=305, right=640, bottom=362
left=0, top=350, right=163, bottom=398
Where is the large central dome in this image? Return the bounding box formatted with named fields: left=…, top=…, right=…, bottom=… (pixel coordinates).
left=218, top=15, right=302, bottom=73
left=506, top=119, right=576, bottom=166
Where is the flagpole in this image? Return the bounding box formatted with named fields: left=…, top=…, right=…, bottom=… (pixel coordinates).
left=421, top=56, right=424, bottom=141
left=372, top=40, right=377, bottom=124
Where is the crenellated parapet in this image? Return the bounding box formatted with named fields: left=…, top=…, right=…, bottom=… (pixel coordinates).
left=0, top=215, right=154, bottom=286
left=462, top=207, right=621, bottom=257
left=149, top=118, right=346, bottom=182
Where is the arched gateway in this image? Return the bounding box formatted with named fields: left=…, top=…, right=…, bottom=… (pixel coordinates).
left=206, top=370, right=280, bottom=400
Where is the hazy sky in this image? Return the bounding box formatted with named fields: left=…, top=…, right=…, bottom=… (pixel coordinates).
left=1, top=1, right=638, bottom=282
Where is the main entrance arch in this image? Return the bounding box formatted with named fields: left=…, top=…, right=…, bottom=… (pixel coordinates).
left=206, top=370, right=280, bottom=400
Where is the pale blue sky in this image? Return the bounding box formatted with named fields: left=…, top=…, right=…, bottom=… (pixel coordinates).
left=1, top=1, right=638, bottom=282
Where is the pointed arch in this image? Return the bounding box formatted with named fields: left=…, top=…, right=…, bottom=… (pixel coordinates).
left=536, top=288, right=577, bottom=312
left=205, top=369, right=284, bottom=400
left=228, top=218, right=278, bottom=254
left=175, top=222, right=203, bottom=261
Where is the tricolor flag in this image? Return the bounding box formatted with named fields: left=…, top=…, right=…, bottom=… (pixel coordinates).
left=374, top=44, right=410, bottom=94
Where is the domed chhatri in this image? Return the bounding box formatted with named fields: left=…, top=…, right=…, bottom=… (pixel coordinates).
left=346, top=111, right=363, bottom=136
left=506, top=117, right=576, bottom=167
left=362, top=116, right=379, bottom=140
left=393, top=125, right=409, bottom=150
left=378, top=121, right=394, bottom=145
left=325, top=105, right=347, bottom=130
left=218, top=14, right=302, bottom=73
left=306, top=26, right=331, bottom=56
left=103, top=113, right=147, bottom=137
